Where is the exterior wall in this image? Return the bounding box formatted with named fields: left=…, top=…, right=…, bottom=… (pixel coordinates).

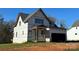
left=46, top=38, right=50, bottom=42
left=67, top=27, right=79, bottom=41
left=13, top=16, right=28, bottom=43
left=49, top=28, right=66, bottom=41
left=27, top=10, right=50, bottom=41
left=28, top=10, right=49, bottom=30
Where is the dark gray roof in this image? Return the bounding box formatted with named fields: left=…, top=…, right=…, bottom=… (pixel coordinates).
left=14, top=8, right=56, bottom=27
left=24, top=8, right=56, bottom=23
left=14, top=13, right=29, bottom=27
left=17, top=13, right=29, bottom=21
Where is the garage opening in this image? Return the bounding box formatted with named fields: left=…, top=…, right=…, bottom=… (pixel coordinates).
left=51, top=33, right=66, bottom=42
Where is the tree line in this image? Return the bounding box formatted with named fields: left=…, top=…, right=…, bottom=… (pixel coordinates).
left=0, top=16, right=15, bottom=43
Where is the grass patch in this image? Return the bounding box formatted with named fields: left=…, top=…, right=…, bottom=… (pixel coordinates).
left=65, top=48, right=79, bottom=51
left=0, top=42, right=79, bottom=51
left=0, top=42, right=53, bottom=49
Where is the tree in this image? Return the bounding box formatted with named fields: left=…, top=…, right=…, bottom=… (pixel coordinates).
left=59, top=19, right=67, bottom=28
left=7, top=20, right=15, bottom=42
left=72, top=20, right=79, bottom=27
left=0, top=15, right=15, bottom=43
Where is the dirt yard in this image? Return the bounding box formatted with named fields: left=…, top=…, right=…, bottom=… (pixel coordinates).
left=0, top=42, right=79, bottom=51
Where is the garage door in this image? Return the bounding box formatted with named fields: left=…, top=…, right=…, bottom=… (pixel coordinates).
left=51, top=33, right=66, bottom=42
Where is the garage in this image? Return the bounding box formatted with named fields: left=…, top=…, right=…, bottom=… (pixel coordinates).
left=51, top=33, right=66, bottom=42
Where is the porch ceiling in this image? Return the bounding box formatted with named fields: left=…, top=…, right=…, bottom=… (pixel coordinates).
left=32, top=25, right=47, bottom=30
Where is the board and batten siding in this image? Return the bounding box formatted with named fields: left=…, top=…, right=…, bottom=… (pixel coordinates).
left=28, top=9, right=50, bottom=30
left=13, top=16, right=28, bottom=43
left=27, top=10, right=50, bottom=40
left=67, top=27, right=79, bottom=41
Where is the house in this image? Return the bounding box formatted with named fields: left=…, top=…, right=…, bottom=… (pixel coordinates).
left=13, top=8, right=66, bottom=43
left=67, top=20, right=79, bottom=41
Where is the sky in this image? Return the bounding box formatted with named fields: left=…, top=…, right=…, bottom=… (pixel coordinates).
left=0, top=8, right=79, bottom=28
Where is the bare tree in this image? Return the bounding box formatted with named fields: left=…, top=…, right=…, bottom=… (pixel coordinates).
left=59, top=19, right=67, bottom=28
left=72, top=20, right=79, bottom=27
left=0, top=15, right=15, bottom=43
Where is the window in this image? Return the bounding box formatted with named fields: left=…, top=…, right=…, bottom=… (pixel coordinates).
left=22, top=31, right=24, bottom=35
left=19, top=21, right=21, bottom=26
left=76, top=27, right=77, bottom=29
left=75, top=33, right=77, bottom=35
left=16, top=32, right=17, bottom=37
left=50, top=23, right=55, bottom=26
left=35, top=19, right=44, bottom=24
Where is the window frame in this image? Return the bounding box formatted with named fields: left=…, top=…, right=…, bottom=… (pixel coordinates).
left=35, top=18, right=44, bottom=25
left=75, top=33, right=77, bottom=35
left=16, top=32, right=17, bottom=37
left=19, top=21, right=21, bottom=26
left=22, top=31, right=24, bottom=35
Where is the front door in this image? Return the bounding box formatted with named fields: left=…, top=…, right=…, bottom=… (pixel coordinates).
left=38, top=30, right=45, bottom=42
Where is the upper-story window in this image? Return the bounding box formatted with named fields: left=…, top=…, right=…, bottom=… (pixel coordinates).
left=76, top=27, right=77, bottom=29
left=16, top=32, right=17, bottom=37
left=19, top=21, right=21, bottom=26
left=50, top=23, right=55, bottom=26
left=35, top=19, right=44, bottom=25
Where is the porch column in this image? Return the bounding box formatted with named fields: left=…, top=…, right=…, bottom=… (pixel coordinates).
left=35, top=27, right=38, bottom=42
left=32, top=29, right=36, bottom=42
left=46, top=28, right=50, bottom=42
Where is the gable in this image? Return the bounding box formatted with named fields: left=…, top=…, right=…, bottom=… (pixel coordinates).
left=24, top=9, right=55, bottom=23
left=32, top=9, right=50, bottom=21
left=31, top=9, right=49, bottom=22
left=14, top=13, right=29, bottom=27
left=15, top=16, right=24, bottom=27
left=14, top=9, right=56, bottom=27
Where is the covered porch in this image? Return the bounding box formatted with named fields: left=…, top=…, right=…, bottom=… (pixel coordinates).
left=32, top=25, right=50, bottom=42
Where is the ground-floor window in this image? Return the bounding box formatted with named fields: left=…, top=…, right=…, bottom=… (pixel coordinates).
left=22, top=31, right=24, bottom=35
left=16, top=32, right=17, bottom=37
left=75, top=33, right=77, bottom=35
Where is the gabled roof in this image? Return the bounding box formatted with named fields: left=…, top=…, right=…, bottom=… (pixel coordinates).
left=14, top=8, right=56, bottom=27
left=24, top=8, right=55, bottom=23
left=19, top=13, right=29, bottom=21
left=17, top=13, right=29, bottom=22
left=14, top=13, right=29, bottom=27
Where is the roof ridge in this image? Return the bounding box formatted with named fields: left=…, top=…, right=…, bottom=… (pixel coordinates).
left=24, top=8, right=54, bottom=23
left=24, top=8, right=40, bottom=22
left=14, top=12, right=29, bottom=27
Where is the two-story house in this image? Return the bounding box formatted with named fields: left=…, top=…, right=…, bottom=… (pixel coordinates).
left=13, top=8, right=66, bottom=43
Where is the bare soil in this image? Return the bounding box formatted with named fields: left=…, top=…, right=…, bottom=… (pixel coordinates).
left=0, top=42, right=79, bottom=51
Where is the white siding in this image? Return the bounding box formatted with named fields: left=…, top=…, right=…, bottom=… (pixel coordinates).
left=67, top=27, right=79, bottom=41
left=13, top=16, right=28, bottom=43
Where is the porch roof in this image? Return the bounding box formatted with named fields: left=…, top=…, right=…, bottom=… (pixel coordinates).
left=50, top=26, right=66, bottom=30
left=32, top=25, right=47, bottom=29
